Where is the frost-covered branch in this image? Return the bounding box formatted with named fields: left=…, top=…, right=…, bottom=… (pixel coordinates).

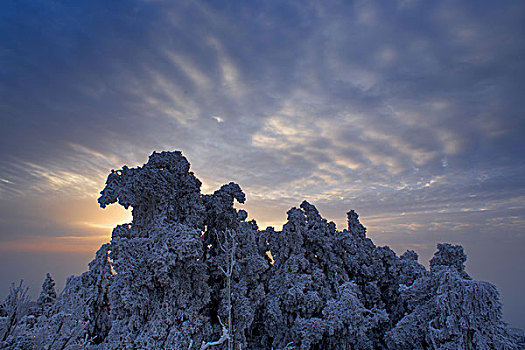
left=200, top=325, right=229, bottom=350
left=0, top=281, right=30, bottom=342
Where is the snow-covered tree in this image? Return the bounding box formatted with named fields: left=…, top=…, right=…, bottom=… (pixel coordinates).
left=98, top=151, right=206, bottom=231
left=263, top=202, right=337, bottom=349
left=386, top=244, right=518, bottom=350
left=2, top=150, right=519, bottom=349
left=35, top=273, right=57, bottom=317
left=0, top=281, right=31, bottom=346
left=322, top=282, right=389, bottom=349
left=260, top=202, right=392, bottom=349
left=100, top=152, right=211, bottom=349
left=200, top=182, right=268, bottom=350
left=29, top=243, right=115, bottom=349
left=106, top=222, right=211, bottom=349
left=430, top=242, right=469, bottom=278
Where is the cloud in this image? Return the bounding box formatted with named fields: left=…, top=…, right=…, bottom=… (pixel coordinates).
left=0, top=0, right=524, bottom=327
left=1, top=0, right=523, bottom=234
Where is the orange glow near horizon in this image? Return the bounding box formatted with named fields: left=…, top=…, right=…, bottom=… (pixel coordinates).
left=0, top=195, right=132, bottom=254
left=0, top=235, right=111, bottom=253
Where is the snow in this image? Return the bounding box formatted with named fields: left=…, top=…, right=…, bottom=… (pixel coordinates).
left=1, top=151, right=520, bottom=349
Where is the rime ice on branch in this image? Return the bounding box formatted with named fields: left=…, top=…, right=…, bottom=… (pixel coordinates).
left=98, top=151, right=205, bottom=231
left=1, top=151, right=519, bottom=350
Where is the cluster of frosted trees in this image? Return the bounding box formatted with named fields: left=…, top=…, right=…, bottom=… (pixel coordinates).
left=0, top=151, right=520, bottom=349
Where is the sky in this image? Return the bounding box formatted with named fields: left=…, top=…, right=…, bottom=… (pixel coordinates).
left=1, top=0, right=524, bottom=328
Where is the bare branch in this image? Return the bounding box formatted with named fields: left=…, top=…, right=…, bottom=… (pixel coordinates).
left=199, top=326, right=229, bottom=350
